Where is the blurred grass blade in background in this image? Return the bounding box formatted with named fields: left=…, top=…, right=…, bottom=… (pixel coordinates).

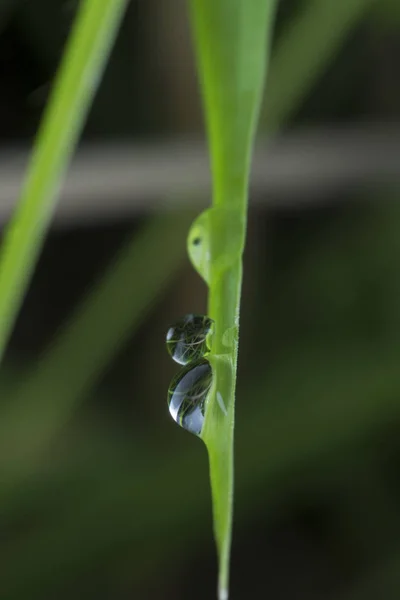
left=0, top=212, right=195, bottom=484
left=0, top=0, right=128, bottom=362
left=262, top=0, right=377, bottom=131
left=187, top=1, right=277, bottom=597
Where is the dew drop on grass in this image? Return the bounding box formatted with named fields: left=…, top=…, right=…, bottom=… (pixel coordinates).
left=167, top=359, right=213, bottom=435
left=166, top=314, right=214, bottom=365
left=222, top=325, right=237, bottom=349
left=188, top=206, right=244, bottom=285
left=187, top=210, right=211, bottom=284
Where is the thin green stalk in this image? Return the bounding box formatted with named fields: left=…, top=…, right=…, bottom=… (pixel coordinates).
left=187, top=2, right=277, bottom=598
left=0, top=0, right=128, bottom=362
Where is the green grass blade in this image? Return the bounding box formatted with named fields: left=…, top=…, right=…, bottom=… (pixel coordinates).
left=0, top=0, right=128, bottom=362
left=187, top=2, right=277, bottom=598
left=262, top=0, right=377, bottom=131
left=0, top=212, right=194, bottom=481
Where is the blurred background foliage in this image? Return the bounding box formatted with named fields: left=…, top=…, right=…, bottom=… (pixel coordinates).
left=0, top=0, right=399, bottom=598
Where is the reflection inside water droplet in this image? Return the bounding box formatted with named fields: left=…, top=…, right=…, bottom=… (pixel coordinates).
left=168, top=359, right=213, bottom=435
left=166, top=314, right=214, bottom=365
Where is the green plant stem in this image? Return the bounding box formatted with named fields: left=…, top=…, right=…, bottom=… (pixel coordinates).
left=0, top=0, right=128, bottom=363
left=188, top=2, right=277, bottom=597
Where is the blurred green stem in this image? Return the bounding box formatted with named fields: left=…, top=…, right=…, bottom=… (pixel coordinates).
left=0, top=212, right=194, bottom=484
left=0, top=0, right=128, bottom=362
left=262, top=0, right=376, bottom=131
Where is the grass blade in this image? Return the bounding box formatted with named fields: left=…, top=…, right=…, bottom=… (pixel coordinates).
left=0, top=0, right=128, bottom=362
left=187, top=2, right=277, bottom=597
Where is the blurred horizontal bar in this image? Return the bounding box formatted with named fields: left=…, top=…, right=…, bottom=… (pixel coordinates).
left=0, top=123, right=399, bottom=226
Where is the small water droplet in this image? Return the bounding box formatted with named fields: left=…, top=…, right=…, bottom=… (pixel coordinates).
left=187, top=210, right=212, bottom=284
left=167, top=359, right=213, bottom=436
left=166, top=314, right=214, bottom=365
left=222, top=326, right=237, bottom=349
left=188, top=207, right=244, bottom=285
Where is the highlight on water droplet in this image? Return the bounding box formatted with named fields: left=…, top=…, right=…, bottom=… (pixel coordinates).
left=167, top=358, right=213, bottom=436
left=216, top=391, right=228, bottom=416
left=166, top=314, right=214, bottom=365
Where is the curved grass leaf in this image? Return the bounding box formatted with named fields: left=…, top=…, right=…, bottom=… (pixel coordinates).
left=0, top=0, right=128, bottom=363
left=187, top=1, right=277, bottom=597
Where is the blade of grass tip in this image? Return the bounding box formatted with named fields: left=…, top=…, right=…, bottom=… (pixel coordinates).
left=0, top=0, right=128, bottom=364
left=187, top=2, right=277, bottom=598
left=262, top=0, right=377, bottom=132
left=0, top=211, right=195, bottom=485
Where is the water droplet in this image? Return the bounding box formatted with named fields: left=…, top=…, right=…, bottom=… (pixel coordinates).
left=188, top=207, right=244, bottom=285
left=167, top=359, right=213, bottom=436
left=166, top=314, right=214, bottom=365
left=222, top=326, right=237, bottom=349
left=187, top=209, right=212, bottom=284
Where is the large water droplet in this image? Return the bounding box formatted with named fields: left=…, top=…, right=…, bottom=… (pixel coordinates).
left=167, top=359, right=212, bottom=436
left=166, top=314, right=214, bottom=365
